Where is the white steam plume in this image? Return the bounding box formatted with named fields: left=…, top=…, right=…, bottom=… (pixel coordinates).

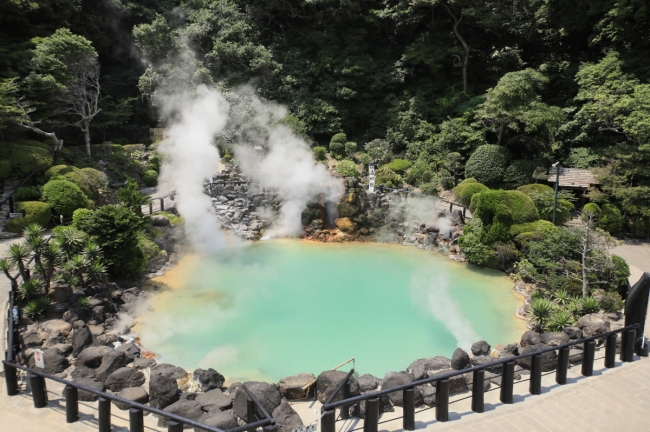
left=157, top=85, right=235, bottom=253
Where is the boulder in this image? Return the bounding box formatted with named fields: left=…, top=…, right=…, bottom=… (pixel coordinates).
left=28, top=347, right=69, bottom=374
left=152, top=363, right=188, bottom=380
left=95, top=351, right=127, bottom=382
left=116, top=343, right=140, bottom=362
left=464, top=372, right=491, bottom=393
left=470, top=355, right=502, bottom=374
left=149, top=373, right=181, bottom=409
left=41, top=319, right=72, bottom=333
left=471, top=341, right=491, bottom=356
left=113, top=387, right=149, bottom=410
left=505, top=343, right=520, bottom=355
left=569, top=349, right=584, bottom=365
left=134, top=357, right=156, bottom=369
left=520, top=331, right=541, bottom=347
left=195, top=389, right=232, bottom=412
left=427, top=369, right=467, bottom=394
left=420, top=384, right=436, bottom=406
left=353, top=393, right=392, bottom=418
left=277, top=373, right=316, bottom=400
left=540, top=332, right=570, bottom=347
left=194, top=412, right=238, bottom=431
left=51, top=286, right=73, bottom=304
left=563, top=327, right=583, bottom=340
left=315, top=371, right=360, bottom=404
left=193, top=368, right=225, bottom=392
left=71, top=365, right=96, bottom=380
left=43, top=330, right=67, bottom=348
left=105, top=367, right=146, bottom=392
left=451, top=348, right=470, bottom=370
left=22, top=330, right=45, bottom=348
left=151, top=215, right=171, bottom=227
left=517, top=344, right=557, bottom=371
left=158, top=399, right=203, bottom=428
left=357, top=374, right=380, bottom=393
left=50, top=344, right=72, bottom=357
left=407, top=357, right=451, bottom=380
left=272, top=400, right=304, bottom=432
left=578, top=314, right=611, bottom=337
left=381, top=372, right=422, bottom=407
left=75, top=346, right=113, bottom=368
left=71, top=326, right=94, bottom=357
left=334, top=217, right=355, bottom=233
left=74, top=378, right=104, bottom=402
left=233, top=382, right=282, bottom=421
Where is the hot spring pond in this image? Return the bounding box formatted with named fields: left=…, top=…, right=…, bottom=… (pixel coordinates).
left=135, top=240, right=525, bottom=382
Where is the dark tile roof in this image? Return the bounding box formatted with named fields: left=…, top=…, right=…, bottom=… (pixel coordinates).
left=548, top=167, right=599, bottom=188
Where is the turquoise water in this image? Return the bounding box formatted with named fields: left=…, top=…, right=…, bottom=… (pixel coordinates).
left=136, top=240, right=524, bottom=382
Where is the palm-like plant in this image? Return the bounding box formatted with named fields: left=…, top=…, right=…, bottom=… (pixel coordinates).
left=24, top=223, right=48, bottom=272
left=82, top=239, right=103, bottom=263
left=117, top=181, right=151, bottom=214
left=531, top=289, right=546, bottom=301
left=546, top=309, right=574, bottom=332
left=23, top=296, right=51, bottom=319
left=41, top=242, right=64, bottom=293
left=551, top=289, right=569, bottom=306
left=580, top=296, right=600, bottom=315
left=86, top=260, right=108, bottom=285
left=8, top=243, right=31, bottom=281
left=52, top=226, right=87, bottom=259
left=0, top=258, right=17, bottom=286
left=567, top=296, right=583, bottom=320
left=64, top=254, right=90, bottom=288
left=18, top=279, right=43, bottom=301
left=530, top=297, right=555, bottom=326
left=73, top=296, right=91, bottom=310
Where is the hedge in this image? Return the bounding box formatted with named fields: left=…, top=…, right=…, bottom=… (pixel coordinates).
left=383, top=159, right=411, bottom=173
left=9, top=145, right=52, bottom=177
left=464, top=144, right=512, bottom=187
left=14, top=186, right=40, bottom=202
left=143, top=169, right=158, bottom=187
left=471, top=190, right=539, bottom=244
left=6, top=201, right=51, bottom=233
left=122, top=144, right=146, bottom=154
left=45, top=165, right=108, bottom=200
left=335, top=160, right=359, bottom=177
left=503, top=160, right=544, bottom=189
left=599, top=203, right=623, bottom=234
left=41, top=179, right=89, bottom=220
left=509, top=220, right=556, bottom=236
left=313, top=146, right=327, bottom=161
left=453, top=182, right=489, bottom=206
left=329, top=133, right=347, bottom=155
left=517, top=183, right=553, bottom=196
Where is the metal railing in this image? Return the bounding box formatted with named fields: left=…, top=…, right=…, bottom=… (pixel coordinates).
left=0, top=171, right=37, bottom=215
left=382, top=187, right=472, bottom=219
left=321, top=323, right=641, bottom=432
left=141, top=191, right=176, bottom=216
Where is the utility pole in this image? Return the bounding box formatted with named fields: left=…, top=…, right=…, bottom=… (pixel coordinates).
left=552, top=162, right=561, bottom=225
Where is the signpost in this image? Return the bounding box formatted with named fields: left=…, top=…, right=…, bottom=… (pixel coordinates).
left=34, top=349, right=45, bottom=369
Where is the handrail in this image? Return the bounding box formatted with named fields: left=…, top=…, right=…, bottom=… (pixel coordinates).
left=3, top=359, right=265, bottom=432
left=241, top=383, right=274, bottom=423
left=324, top=368, right=355, bottom=407
left=382, top=187, right=467, bottom=209
left=323, top=323, right=640, bottom=411
left=0, top=171, right=37, bottom=209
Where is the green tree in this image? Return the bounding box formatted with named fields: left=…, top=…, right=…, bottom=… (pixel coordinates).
left=117, top=181, right=151, bottom=215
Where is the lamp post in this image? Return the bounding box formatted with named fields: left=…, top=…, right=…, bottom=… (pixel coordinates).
left=552, top=162, right=560, bottom=225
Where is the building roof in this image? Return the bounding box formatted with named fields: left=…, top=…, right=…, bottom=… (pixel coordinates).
left=548, top=167, right=599, bottom=189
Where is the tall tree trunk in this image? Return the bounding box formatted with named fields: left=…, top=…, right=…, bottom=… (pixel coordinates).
left=83, top=120, right=91, bottom=157
left=443, top=3, right=470, bottom=94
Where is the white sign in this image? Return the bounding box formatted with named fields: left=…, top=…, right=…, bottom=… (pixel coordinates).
left=368, top=162, right=376, bottom=193
left=34, top=349, right=44, bottom=369
left=9, top=213, right=23, bottom=218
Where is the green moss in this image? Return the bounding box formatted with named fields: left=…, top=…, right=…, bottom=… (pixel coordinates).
left=157, top=211, right=183, bottom=225
left=383, top=159, right=411, bottom=173
left=453, top=182, right=489, bottom=206
left=9, top=145, right=52, bottom=177
left=517, top=184, right=554, bottom=196
left=41, top=179, right=89, bottom=221
left=143, top=169, right=158, bottom=186
left=6, top=201, right=51, bottom=233
left=509, top=220, right=556, bottom=236
left=459, top=178, right=477, bottom=184
left=15, top=140, right=51, bottom=150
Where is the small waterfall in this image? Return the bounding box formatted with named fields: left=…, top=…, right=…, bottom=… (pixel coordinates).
left=325, top=201, right=338, bottom=228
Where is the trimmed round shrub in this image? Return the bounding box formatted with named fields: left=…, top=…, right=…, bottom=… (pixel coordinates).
left=329, top=133, right=347, bottom=155
left=313, top=146, right=327, bottom=161
left=509, top=220, right=556, bottom=237
left=0, top=160, right=11, bottom=178
left=453, top=182, right=489, bottom=206
left=141, top=137, right=153, bottom=146
left=335, top=160, right=359, bottom=177
left=599, top=292, right=624, bottom=313
left=9, top=145, right=53, bottom=177
left=376, top=167, right=402, bottom=188
left=583, top=203, right=601, bottom=217
left=598, top=203, right=623, bottom=233
left=344, top=142, right=357, bottom=156
left=147, top=155, right=162, bottom=173
left=6, top=201, right=52, bottom=233
left=459, top=178, right=477, bottom=184
left=503, top=160, right=544, bottom=189
left=471, top=190, right=539, bottom=231
left=45, top=165, right=77, bottom=181
left=464, top=145, right=512, bottom=187
left=15, top=140, right=50, bottom=150
left=404, top=160, right=434, bottom=186
left=419, top=182, right=439, bottom=196
left=383, top=159, right=411, bottom=173
left=14, top=186, right=41, bottom=202
left=517, top=184, right=554, bottom=196
left=143, top=169, right=158, bottom=187
left=72, top=208, right=94, bottom=228
left=41, top=179, right=88, bottom=221
left=45, top=165, right=108, bottom=200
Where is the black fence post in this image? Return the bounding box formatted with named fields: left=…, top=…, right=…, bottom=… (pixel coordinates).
left=9, top=196, right=14, bottom=214
left=149, top=202, right=153, bottom=214
left=3, top=361, right=19, bottom=396
left=436, top=379, right=449, bottom=422
left=168, top=420, right=183, bottom=432
left=556, top=347, right=570, bottom=385
left=64, top=385, right=79, bottom=423
left=321, top=409, right=336, bottom=432
left=264, top=424, right=278, bottom=432
left=341, top=380, right=350, bottom=420
left=364, top=398, right=379, bottom=432
left=449, top=202, right=453, bottom=212
left=621, top=329, right=636, bottom=362
left=159, top=197, right=164, bottom=212
left=471, top=369, right=485, bottom=413
left=247, top=397, right=257, bottom=430
left=129, top=407, right=144, bottom=432
left=29, top=373, right=47, bottom=408
left=500, top=361, right=515, bottom=404
left=463, top=207, right=467, bottom=218
left=582, top=340, right=596, bottom=376
left=530, top=354, right=542, bottom=395
left=403, top=387, right=415, bottom=430
left=605, top=333, right=617, bottom=368
left=98, top=397, right=111, bottom=432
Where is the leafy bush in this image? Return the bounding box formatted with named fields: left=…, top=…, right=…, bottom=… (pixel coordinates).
left=364, top=139, right=392, bottom=163
left=143, top=169, right=158, bottom=187
left=122, top=144, right=146, bottom=154
left=335, top=160, right=359, bottom=177
left=72, top=208, right=94, bottom=228
left=6, top=201, right=52, bottom=233
left=528, top=191, right=575, bottom=225
left=313, top=146, right=327, bottom=161
left=16, top=140, right=50, bottom=150
left=383, top=159, right=411, bottom=173
left=14, top=186, right=40, bottom=202
left=580, top=297, right=600, bottom=314
left=531, top=297, right=555, bottom=326
left=137, top=232, right=160, bottom=265
left=517, top=184, right=553, bottom=196
left=582, top=203, right=601, bottom=217
left=453, top=182, right=489, bottom=206
left=464, top=144, right=512, bottom=187
left=404, top=160, right=433, bottom=186
left=74, top=205, right=145, bottom=276
left=0, top=160, right=10, bottom=178
left=45, top=165, right=108, bottom=200
left=509, top=220, right=556, bottom=236
left=142, top=137, right=153, bottom=146
left=375, top=167, right=402, bottom=188
left=471, top=190, right=539, bottom=245
left=79, top=168, right=108, bottom=197
left=458, top=220, right=499, bottom=268
left=502, top=160, right=544, bottom=189
left=599, top=292, right=624, bottom=312
left=329, top=133, right=347, bottom=155
left=546, top=309, right=573, bottom=332
left=598, top=203, right=623, bottom=233
left=344, top=142, right=357, bottom=156
left=23, top=297, right=50, bottom=318
left=41, top=179, right=88, bottom=221
left=419, top=182, right=439, bottom=196
left=147, top=154, right=162, bottom=172
left=9, top=145, right=52, bottom=177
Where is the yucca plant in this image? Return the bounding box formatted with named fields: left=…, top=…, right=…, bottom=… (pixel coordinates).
left=531, top=289, right=546, bottom=301
left=73, top=296, right=91, bottom=310
left=86, top=261, right=108, bottom=285
left=64, top=254, right=90, bottom=287
left=82, top=239, right=103, bottom=263
left=580, top=296, right=600, bottom=315
left=567, top=296, right=582, bottom=320
left=551, top=289, right=569, bottom=306
left=18, top=279, right=42, bottom=301
left=8, top=243, right=31, bottom=281
left=24, top=223, right=48, bottom=271
left=52, top=226, right=87, bottom=259
left=530, top=297, right=555, bottom=326
left=0, top=258, right=17, bottom=286
left=546, top=309, right=574, bottom=332
left=41, top=242, right=64, bottom=293
left=23, top=296, right=51, bottom=319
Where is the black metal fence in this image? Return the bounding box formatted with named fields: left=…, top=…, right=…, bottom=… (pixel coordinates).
left=321, top=324, right=641, bottom=432
left=141, top=191, right=176, bottom=216
left=382, top=187, right=472, bottom=219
